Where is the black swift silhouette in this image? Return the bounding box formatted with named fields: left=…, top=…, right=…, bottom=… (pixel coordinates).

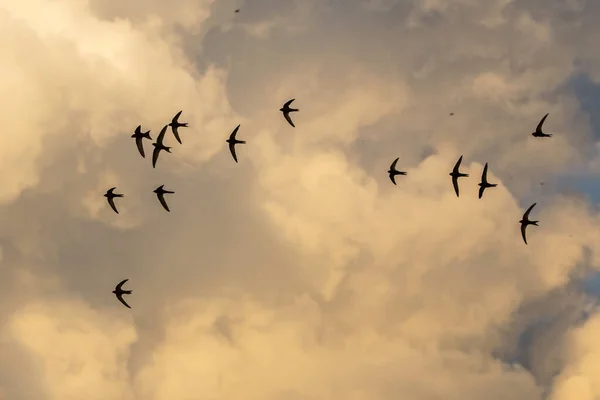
left=226, top=124, right=246, bottom=163
left=112, top=279, right=132, bottom=309
left=449, top=155, right=469, bottom=197
left=152, top=125, right=172, bottom=168
left=153, top=185, right=174, bottom=212
left=387, top=157, right=406, bottom=185
left=532, top=113, right=552, bottom=137
left=235, top=8, right=240, bottom=12
left=104, top=187, right=124, bottom=214
left=478, top=163, right=497, bottom=199
left=131, top=125, right=152, bottom=158
left=169, top=110, right=188, bottom=144
left=519, top=203, right=538, bottom=245
left=280, top=99, right=299, bottom=127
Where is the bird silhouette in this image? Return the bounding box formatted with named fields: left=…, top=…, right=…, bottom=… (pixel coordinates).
left=387, top=157, right=407, bottom=185
left=104, top=187, right=124, bottom=214
left=519, top=203, right=539, bottom=245
left=280, top=99, right=299, bottom=127
left=226, top=125, right=246, bottom=163
left=532, top=113, right=552, bottom=137
left=152, top=125, right=172, bottom=168
left=112, top=279, right=132, bottom=309
left=449, top=155, right=469, bottom=197
left=153, top=185, right=175, bottom=212
left=169, top=110, right=188, bottom=144
left=478, top=163, right=497, bottom=199
left=131, top=125, right=152, bottom=158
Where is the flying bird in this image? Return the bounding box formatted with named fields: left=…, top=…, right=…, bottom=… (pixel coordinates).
left=280, top=99, right=299, bottom=127
left=387, top=157, right=407, bottom=185
left=104, top=187, right=124, bottom=214
left=154, top=185, right=175, bottom=212
left=235, top=8, right=240, bottom=12
left=169, top=110, right=188, bottom=144
left=532, top=113, right=552, bottom=137
left=226, top=124, right=246, bottom=163
left=449, top=155, right=469, bottom=197
left=112, top=279, right=132, bottom=309
left=152, top=125, right=172, bottom=168
left=519, top=203, right=539, bottom=245
left=478, top=163, right=497, bottom=199
left=131, top=125, right=152, bottom=158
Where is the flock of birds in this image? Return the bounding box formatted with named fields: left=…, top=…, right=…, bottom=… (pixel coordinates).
left=109, top=102, right=551, bottom=309
left=110, top=100, right=300, bottom=308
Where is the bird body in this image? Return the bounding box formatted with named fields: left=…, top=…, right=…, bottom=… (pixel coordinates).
left=104, top=187, right=124, bottom=214
left=387, top=157, right=407, bottom=185
left=449, top=155, right=469, bottom=197
left=169, top=110, right=188, bottom=144
left=532, top=113, right=552, bottom=137
left=478, top=162, right=497, bottom=199
left=154, top=185, right=175, bottom=212
left=131, top=125, right=152, bottom=158
left=152, top=125, right=172, bottom=168
left=280, top=99, right=299, bottom=127
left=519, top=203, right=539, bottom=244
left=226, top=124, right=246, bottom=162
left=112, top=279, right=132, bottom=309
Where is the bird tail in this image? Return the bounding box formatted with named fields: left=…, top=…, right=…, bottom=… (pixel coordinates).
left=165, top=147, right=172, bottom=153
left=490, top=183, right=498, bottom=187
left=143, top=131, right=151, bottom=138
left=124, top=290, right=132, bottom=294
left=239, top=140, right=246, bottom=144
left=532, top=221, right=539, bottom=226
left=182, top=123, right=189, bottom=127
left=290, top=108, right=299, bottom=112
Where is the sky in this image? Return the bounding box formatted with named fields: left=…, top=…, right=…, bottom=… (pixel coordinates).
left=1, top=0, right=600, bottom=399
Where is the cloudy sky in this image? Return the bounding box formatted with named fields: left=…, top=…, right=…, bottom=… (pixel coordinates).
left=1, top=0, right=600, bottom=399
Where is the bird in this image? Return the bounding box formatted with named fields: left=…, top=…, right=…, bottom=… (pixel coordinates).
left=478, top=163, right=497, bottom=199
left=131, top=125, right=152, bottom=158
left=226, top=124, right=246, bottom=163
left=112, top=279, right=132, bottom=309
left=169, top=110, right=188, bottom=144
left=104, top=187, right=124, bottom=214
left=152, top=125, right=172, bottom=168
left=280, top=99, right=299, bottom=127
left=519, top=203, right=539, bottom=245
left=235, top=8, right=240, bottom=12
left=449, top=113, right=454, bottom=116
left=449, top=155, right=469, bottom=197
left=387, top=157, right=407, bottom=185
left=532, top=113, right=552, bottom=137
left=153, top=185, right=175, bottom=212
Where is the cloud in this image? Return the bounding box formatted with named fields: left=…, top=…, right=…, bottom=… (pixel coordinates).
left=1, top=0, right=600, bottom=399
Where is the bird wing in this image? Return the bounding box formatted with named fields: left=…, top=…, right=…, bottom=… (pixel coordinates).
left=116, top=293, right=131, bottom=309
left=107, top=196, right=119, bottom=214
left=284, top=99, right=295, bottom=108
left=172, top=110, right=182, bottom=124
left=481, top=163, right=488, bottom=184
left=453, top=156, right=463, bottom=174
left=390, top=157, right=399, bottom=171
left=230, top=125, right=240, bottom=140
left=536, top=114, right=548, bottom=132
left=152, top=146, right=161, bottom=168
left=229, top=141, right=238, bottom=162
left=523, top=203, right=537, bottom=220
left=389, top=173, right=396, bottom=185
left=452, top=176, right=460, bottom=197
left=283, top=112, right=295, bottom=127
left=135, top=137, right=145, bottom=158
left=134, top=125, right=141, bottom=134
left=478, top=185, right=485, bottom=199
left=157, top=193, right=170, bottom=212
left=156, top=125, right=168, bottom=145
left=171, top=126, right=182, bottom=144
left=521, top=223, right=528, bottom=245
left=115, top=279, right=129, bottom=291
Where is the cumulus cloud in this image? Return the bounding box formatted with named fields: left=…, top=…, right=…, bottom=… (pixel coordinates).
left=1, top=0, right=600, bottom=399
